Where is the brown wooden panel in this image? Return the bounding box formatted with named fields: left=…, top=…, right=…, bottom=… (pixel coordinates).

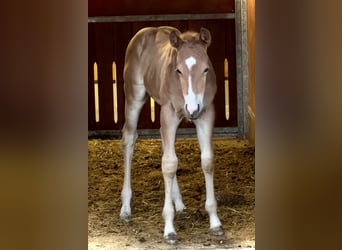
left=89, top=0, right=235, bottom=17
left=207, top=20, right=227, bottom=126
left=94, top=23, right=115, bottom=129
left=224, top=19, right=238, bottom=126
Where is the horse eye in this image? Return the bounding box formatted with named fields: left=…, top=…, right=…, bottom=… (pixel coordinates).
left=176, top=69, right=182, bottom=75
left=204, top=68, right=209, bottom=73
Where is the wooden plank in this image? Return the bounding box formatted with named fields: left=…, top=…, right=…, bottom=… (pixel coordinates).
left=88, top=13, right=235, bottom=23
left=89, top=0, right=235, bottom=17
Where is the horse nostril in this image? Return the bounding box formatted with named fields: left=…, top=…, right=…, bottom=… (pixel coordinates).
left=185, top=104, right=200, bottom=118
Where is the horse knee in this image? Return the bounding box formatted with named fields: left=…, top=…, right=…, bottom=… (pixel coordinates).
left=162, top=155, right=178, bottom=177
left=202, top=161, right=213, bottom=174
left=122, top=125, right=138, bottom=148
left=201, top=152, right=214, bottom=173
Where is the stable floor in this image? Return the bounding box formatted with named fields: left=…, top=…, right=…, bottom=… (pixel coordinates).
left=88, top=138, right=255, bottom=249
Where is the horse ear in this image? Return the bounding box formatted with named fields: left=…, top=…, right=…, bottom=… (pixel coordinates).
left=170, top=31, right=182, bottom=48
left=200, top=27, right=212, bottom=47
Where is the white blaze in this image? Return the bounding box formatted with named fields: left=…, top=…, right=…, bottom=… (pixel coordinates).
left=184, top=56, right=198, bottom=114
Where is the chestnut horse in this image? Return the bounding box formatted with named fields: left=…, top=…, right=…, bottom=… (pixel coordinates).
left=120, top=26, right=223, bottom=244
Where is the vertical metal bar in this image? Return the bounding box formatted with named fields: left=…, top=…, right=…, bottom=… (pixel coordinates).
left=150, top=97, right=155, bottom=122
left=112, top=61, right=118, bottom=123
left=94, top=62, right=100, bottom=123
left=224, top=58, right=230, bottom=120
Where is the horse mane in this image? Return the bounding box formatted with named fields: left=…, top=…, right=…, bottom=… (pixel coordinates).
left=180, top=31, right=203, bottom=47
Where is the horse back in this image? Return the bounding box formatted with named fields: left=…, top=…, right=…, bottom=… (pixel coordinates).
left=124, top=27, right=180, bottom=104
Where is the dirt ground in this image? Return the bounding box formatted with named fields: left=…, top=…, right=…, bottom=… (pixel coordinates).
left=88, top=138, right=255, bottom=249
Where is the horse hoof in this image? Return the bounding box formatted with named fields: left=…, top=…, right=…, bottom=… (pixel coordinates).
left=175, top=204, right=186, bottom=213
left=210, top=226, right=224, bottom=236
left=119, top=213, right=131, bottom=222
left=164, top=233, right=177, bottom=245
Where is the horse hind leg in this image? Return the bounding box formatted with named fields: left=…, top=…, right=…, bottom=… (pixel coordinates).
left=172, top=175, right=186, bottom=212
left=120, top=83, right=147, bottom=222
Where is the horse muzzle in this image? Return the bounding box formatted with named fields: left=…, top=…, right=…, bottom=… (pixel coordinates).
left=185, top=103, right=201, bottom=120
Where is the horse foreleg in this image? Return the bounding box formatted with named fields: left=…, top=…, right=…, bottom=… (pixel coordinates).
left=160, top=106, right=180, bottom=244
left=195, top=105, right=224, bottom=235
left=201, top=154, right=223, bottom=235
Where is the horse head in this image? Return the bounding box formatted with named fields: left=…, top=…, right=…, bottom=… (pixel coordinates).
left=170, top=28, right=212, bottom=120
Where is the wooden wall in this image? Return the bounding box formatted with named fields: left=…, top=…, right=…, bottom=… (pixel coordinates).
left=89, top=0, right=235, bottom=16
left=87, top=0, right=254, bottom=138
left=88, top=20, right=237, bottom=131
